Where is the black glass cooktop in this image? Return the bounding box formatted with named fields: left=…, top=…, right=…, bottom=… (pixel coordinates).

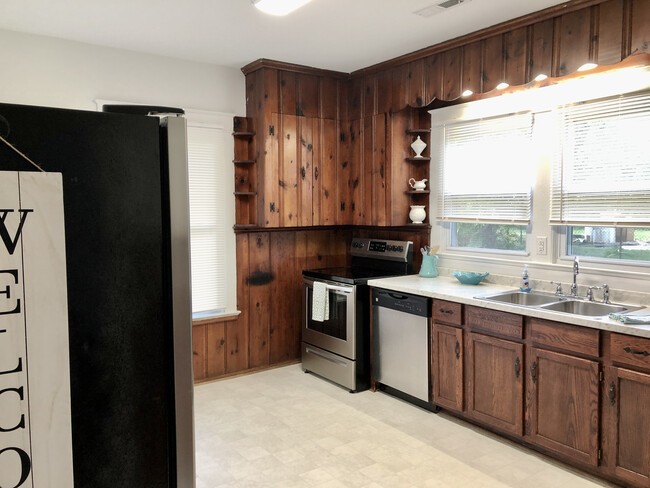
left=302, top=266, right=407, bottom=285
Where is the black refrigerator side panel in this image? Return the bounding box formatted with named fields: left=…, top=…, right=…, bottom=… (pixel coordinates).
left=0, top=103, right=172, bottom=487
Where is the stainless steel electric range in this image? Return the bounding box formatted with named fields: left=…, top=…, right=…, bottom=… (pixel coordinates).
left=302, top=237, right=413, bottom=392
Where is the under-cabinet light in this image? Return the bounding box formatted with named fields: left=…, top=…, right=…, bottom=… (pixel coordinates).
left=462, top=89, right=473, bottom=97
left=496, top=82, right=510, bottom=90
left=578, top=63, right=598, bottom=72
left=252, top=0, right=312, bottom=15
left=534, top=74, right=548, bottom=81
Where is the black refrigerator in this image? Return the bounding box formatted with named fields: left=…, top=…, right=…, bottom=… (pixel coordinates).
left=0, top=102, right=195, bottom=488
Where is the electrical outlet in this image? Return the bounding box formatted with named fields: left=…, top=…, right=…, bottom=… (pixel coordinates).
left=536, top=236, right=547, bottom=255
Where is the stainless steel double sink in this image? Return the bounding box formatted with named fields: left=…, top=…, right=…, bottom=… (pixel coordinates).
left=477, top=290, right=642, bottom=317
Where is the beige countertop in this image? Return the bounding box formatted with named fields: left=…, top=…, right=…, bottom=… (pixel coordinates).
left=367, top=275, right=650, bottom=339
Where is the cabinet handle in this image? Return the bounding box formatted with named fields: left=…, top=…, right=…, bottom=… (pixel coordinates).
left=439, top=308, right=454, bottom=315
left=531, top=361, right=537, bottom=383
left=608, top=381, right=616, bottom=406
left=454, top=340, right=460, bottom=359
left=623, top=346, right=650, bottom=357
left=514, top=357, right=521, bottom=378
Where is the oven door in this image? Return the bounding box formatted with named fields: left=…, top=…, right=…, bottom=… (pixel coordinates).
left=302, top=277, right=356, bottom=360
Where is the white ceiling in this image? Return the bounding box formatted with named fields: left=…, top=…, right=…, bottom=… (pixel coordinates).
left=0, top=0, right=568, bottom=73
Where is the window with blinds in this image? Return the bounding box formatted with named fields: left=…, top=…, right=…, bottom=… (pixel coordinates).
left=187, top=124, right=230, bottom=316
left=550, top=89, right=650, bottom=226
left=438, top=112, right=535, bottom=224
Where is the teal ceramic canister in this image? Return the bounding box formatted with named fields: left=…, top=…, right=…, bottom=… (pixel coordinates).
left=419, top=254, right=439, bottom=278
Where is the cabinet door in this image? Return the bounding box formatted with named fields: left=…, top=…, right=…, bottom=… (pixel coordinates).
left=432, top=323, right=464, bottom=412
left=605, top=367, right=650, bottom=487
left=528, top=348, right=600, bottom=467
left=467, top=332, right=524, bottom=436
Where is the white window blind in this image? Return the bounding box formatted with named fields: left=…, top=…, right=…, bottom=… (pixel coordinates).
left=187, top=124, right=229, bottom=315
left=550, top=89, right=650, bottom=226
left=437, top=113, right=534, bottom=224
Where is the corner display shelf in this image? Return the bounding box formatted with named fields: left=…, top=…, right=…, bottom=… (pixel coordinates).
left=233, top=116, right=258, bottom=227
left=405, top=127, right=431, bottom=225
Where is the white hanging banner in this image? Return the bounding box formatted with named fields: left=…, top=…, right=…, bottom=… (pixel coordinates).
left=0, top=171, right=74, bottom=487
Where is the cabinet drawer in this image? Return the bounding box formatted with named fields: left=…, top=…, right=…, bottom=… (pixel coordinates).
left=530, top=318, right=599, bottom=358
left=433, top=299, right=462, bottom=326
left=466, top=306, right=523, bottom=340
left=610, top=333, right=650, bottom=370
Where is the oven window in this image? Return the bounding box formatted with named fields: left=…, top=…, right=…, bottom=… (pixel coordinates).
left=307, top=287, right=348, bottom=340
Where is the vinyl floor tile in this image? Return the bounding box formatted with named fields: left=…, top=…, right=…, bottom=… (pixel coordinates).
left=194, top=364, right=618, bottom=488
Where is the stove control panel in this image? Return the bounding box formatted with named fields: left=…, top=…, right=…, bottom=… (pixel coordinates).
left=350, top=238, right=412, bottom=262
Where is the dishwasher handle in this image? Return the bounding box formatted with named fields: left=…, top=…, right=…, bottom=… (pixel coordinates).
left=372, top=288, right=431, bottom=318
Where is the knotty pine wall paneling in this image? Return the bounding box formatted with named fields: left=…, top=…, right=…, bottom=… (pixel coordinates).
left=555, top=9, right=596, bottom=76
left=482, top=35, right=505, bottom=93
left=529, top=19, right=555, bottom=81
left=248, top=232, right=272, bottom=369
left=228, top=234, right=251, bottom=373
left=462, top=41, right=483, bottom=96
left=630, top=0, right=650, bottom=56
left=408, top=59, right=426, bottom=108
left=596, top=0, right=624, bottom=65
left=505, top=27, right=529, bottom=86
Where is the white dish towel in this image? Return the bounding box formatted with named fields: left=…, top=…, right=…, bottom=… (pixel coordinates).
left=311, top=282, right=330, bottom=322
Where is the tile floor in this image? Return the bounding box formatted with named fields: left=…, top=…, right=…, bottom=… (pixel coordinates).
left=194, top=364, right=619, bottom=488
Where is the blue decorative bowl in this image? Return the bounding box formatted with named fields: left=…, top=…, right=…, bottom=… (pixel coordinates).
left=453, top=271, right=489, bottom=285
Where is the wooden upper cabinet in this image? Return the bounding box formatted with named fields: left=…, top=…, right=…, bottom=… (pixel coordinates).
left=280, top=70, right=297, bottom=115
left=528, top=347, right=600, bottom=467
left=604, top=366, right=650, bottom=487
left=297, top=73, right=320, bottom=118
left=316, top=118, right=338, bottom=226
left=467, top=332, right=524, bottom=436
left=319, top=77, right=339, bottom=120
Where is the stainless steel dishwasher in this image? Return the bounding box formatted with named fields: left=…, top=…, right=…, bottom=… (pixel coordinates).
left=372, top=288, right=431, bottom=403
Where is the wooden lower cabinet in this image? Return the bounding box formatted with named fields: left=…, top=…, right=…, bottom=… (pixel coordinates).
left=432, top=323, right=463, bottom=412
left=604, top=366, right=650, bottom=487
left=528, top=347, right=600, bottom=466
left=467, top=332, right=524, bottom=436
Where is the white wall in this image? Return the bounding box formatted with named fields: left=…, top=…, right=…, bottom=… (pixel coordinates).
left=0, top=29, right=245, bottom=114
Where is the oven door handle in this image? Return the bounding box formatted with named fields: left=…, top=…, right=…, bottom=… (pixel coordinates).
left=325, top=284, right=353, bottom=295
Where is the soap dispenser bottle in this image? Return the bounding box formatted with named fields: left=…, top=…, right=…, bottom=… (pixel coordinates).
left=520, top=265, right=531, bottom=293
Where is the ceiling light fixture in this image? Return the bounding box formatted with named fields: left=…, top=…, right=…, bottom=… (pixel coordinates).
left=252, top=0, right=312, bottom=16
left=461, top=89, right=474, bottom=97
left=578, top=62, right=598, bottom=71
left=496, top=82, right=510, bottom=90
left=534, top=74, right=548, bottom=82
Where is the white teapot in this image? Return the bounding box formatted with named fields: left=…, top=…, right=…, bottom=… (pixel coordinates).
left=409, top=178, right=428, bottom=191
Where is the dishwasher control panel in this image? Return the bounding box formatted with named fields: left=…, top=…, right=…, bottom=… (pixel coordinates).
left=372, top=289, right=431, bottom=318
